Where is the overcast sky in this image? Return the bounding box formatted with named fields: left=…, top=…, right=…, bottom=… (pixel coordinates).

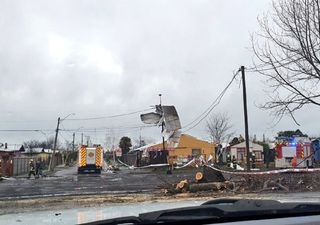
left=0, top=0, right=318, bottom=147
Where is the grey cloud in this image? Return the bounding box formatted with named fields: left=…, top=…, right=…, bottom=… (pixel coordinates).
left=1, top=0, right=315, bottom=145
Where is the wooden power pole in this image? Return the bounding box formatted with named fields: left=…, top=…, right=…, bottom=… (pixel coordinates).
left=49, top=117, right=60, bottom=171
left=72, top=132, right=75, bottom=151
left=241, top=66, right=251, bottom=171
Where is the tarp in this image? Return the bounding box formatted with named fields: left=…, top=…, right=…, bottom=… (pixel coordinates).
left=140, top=105, right=182, bottom=147
left=161, top=106, right=181, bottom=131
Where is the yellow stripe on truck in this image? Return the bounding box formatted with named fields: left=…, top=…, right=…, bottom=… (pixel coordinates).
left=96, top=148, right=101, bottom=167
left=80, top=148, right=86, bottom=167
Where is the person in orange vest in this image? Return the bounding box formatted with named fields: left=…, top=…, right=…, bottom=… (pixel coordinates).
left=291, top=156, right=297, bottom=168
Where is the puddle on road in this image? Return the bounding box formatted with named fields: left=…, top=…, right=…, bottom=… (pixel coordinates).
left=0, top=200, right=204, bottom=225
left=110, top=178, right=122, bottom=182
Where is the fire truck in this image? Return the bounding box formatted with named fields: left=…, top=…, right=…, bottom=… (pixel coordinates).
left=275, top=137, right=313, bottom=168
left=78, top=145, right=104, bottom=174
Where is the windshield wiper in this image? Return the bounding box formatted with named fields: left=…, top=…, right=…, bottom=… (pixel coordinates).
left=79, top=199, right=320, bottom=225
left=80, top=216, right=142, bottom=225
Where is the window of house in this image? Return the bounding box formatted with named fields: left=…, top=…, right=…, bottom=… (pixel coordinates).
left=237, top=152, right=244, bottom=161
left=254, top=151, right=262, bottom=160
left=192, top=149, right=201, bottom=156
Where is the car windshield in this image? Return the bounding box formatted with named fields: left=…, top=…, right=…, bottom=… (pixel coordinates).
left=1, top=0, right=320, bottom=224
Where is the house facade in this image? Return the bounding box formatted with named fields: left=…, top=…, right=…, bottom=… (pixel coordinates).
left=138, top=134, right=215, bottom=165
left=230, top=141, right=264, bottom=164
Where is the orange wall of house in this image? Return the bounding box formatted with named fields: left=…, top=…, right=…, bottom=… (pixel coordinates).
left=147, top=134, right=215, bottom=160
left=170, top=134, right=215, bottom=160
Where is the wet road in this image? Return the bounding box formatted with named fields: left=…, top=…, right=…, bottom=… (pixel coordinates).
left=3, top=191, right=320, bottom=225
left=0, top=166, right=195, bottom=200
left=0, top=199, right=206, bottom=225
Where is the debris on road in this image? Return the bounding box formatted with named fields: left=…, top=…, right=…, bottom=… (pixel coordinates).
left=160, top=165, right=320, bottom=195
left=175, top=179, right=189, bottom=193
left=195, top=172, right=204, bottom=183
left=163, top=167, right=230, bottom=194
left=227, top=172, right=320, bottom=193
left=189, top=182, right=234, bottom=193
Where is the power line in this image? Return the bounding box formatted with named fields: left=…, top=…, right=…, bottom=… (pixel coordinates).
left=0, top=129, right=55, bottom=132
left=65, top=108, right=153, bottom=121
left=0, top=108, right=153, bottom=123
left=60, top=125, right=155, bottom=133
left=58, top=132, right=70, bottom=143
left=182, top=70, right=240, bottom=133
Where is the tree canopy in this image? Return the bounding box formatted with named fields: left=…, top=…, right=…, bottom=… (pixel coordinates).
left=119, top=136, right=132, bottom=154
left=23, top=136, right=58, bottom=150
left=277, top=129, right=308, bottom=137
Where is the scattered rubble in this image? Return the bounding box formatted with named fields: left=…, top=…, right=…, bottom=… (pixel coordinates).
left=162, top=166, right=320, bottom=195
left=227, top=171, right=320, bottom=194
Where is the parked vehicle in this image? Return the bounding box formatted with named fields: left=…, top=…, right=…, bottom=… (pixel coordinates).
left=275, top=137, right=313, bottom=168
left=78, top=145, right=103, bottom=174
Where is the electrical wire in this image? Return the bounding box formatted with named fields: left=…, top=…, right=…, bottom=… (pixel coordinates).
left=58, top=132, right=69, bottom=143
left=181, top=70, right=240, bottom=133
left=0, top=129, right=55, bottom=132
left=60, top=125, right=155, bottom=133
left=65, top=108, right=153, bottom=121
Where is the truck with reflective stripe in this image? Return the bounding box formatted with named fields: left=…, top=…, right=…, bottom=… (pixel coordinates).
left=78, top=145, right=103, bottom=174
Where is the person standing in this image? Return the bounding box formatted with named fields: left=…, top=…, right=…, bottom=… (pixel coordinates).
left=35, top=160, right=41, bottom=178
left=226, top=154, right=231, bottom=167
left=28, top=159, right=36, bottom=179
left=232, top=155, right=237, bottom=170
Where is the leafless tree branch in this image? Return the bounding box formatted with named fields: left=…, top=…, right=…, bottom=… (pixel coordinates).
left=251, top=0, right=320, bottom=120
left=206, top=112, right=235, bottom=144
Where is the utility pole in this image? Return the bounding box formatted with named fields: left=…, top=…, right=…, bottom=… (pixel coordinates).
left=86, top=136, right=90, bottom=146
left=139, top=127, right=142, bottom=147
left=72, top=132, right=75, bottom=151
left=81, top=133, right=83, bottom=145
left=159, top=94, right=165, bottom=152
left=241, top=66, right=251, bottom=171
left=49, top=117, right=60, bottom=171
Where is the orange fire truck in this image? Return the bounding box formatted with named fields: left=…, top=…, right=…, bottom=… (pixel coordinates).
left=275, top=138, right=313, bottom=168
left=78, top=145, right=104, bottom=174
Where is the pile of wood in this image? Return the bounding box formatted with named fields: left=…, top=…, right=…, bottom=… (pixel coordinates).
left=175, top=179, right=189, bottom=193
left=162, top=167, right=320, bottom=195
left=189, top=181, right=234, bottom=193
left=168, top=168, right=232, bottom=194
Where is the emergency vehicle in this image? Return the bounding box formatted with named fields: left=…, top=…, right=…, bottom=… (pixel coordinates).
left=78, top=145, right=104, bottom=174
left=275, top=137, right=313, bottom=168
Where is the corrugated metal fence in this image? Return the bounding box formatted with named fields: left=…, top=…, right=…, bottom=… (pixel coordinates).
left=13, top=157, right=37, bottom=176
left=1, top=153, right=63, bottom=177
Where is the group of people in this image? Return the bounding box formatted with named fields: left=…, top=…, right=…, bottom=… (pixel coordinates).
left=226, top=154, right=238, bottom=169
left=28, top=159, right=44, bottom=179
left=226, top=153, right=256, bottom=169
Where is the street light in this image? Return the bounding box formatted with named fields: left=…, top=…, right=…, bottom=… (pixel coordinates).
left=61, top=113, right=76, bottom=122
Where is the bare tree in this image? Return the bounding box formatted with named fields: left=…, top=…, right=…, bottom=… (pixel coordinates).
left=206, top=112, right=235, bottom=144
left=252, top=0, right=320, bottom=124
left=23, top=136, right=59, bottom=150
